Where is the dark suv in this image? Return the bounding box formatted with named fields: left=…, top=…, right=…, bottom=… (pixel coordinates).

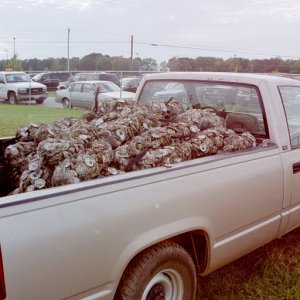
left=32, top=72, right=70, bottom=91
left=57, top=72, right=120, bottom=90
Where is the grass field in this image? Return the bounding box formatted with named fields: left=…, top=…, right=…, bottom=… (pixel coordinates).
left=197, top=227, right=300, bottom=299
left=0, top=103, right=83, bottom=137
left=47, top=90, right=56, bottom=97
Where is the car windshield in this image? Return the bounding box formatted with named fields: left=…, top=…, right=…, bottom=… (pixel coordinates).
left=93, top=81, right=120, bottom=93
left=122, top=77, right=139, bottom=87
left=5, top=73, right=31, bottom=83
left=32, top=73, right=44, bottom=80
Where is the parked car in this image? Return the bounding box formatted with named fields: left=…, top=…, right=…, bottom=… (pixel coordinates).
left=0, top=71, right=47, bottom=104
left=57, top=72, right=120, bottom=90
left=32, top=72, right=70, bottom=91
left=55, top=80, right=135, bottom=108
left=152, top=82, right=187, bottom=103
left=121, top=76, right=141, bottom=92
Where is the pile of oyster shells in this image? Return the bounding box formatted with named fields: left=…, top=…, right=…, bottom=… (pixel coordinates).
left=4, top=99, right=256, bottom=194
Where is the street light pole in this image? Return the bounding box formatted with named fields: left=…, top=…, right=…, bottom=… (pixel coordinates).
left=4, top=49, right=8, bottom=68
left=67, top=28, right=70, bottom=73
left=130, top=35, right=133, bottom=71
left=13, top=37, right=15, bottom=70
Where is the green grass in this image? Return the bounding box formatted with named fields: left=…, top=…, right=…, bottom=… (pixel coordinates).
left=197, top=227, right=300, bottom=299
left=0, top=104, right=83, bottom=137
left=47, top=90, right=56, bottom=97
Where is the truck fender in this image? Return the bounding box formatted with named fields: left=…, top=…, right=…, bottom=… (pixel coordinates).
left=111, top=216, right=213, bottom=285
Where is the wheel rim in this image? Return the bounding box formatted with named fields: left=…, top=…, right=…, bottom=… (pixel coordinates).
left=9, top=94, right=16, bottom=104
left=63, top=98, right=70, bottom=108
left=142, top=269, right=184, bottom=300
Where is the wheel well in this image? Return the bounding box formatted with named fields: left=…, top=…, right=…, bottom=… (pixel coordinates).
left=7, top=91, right=15, bottom=97
left=123, top=230, right=209, bottom=277
left=113, top=230, right=209, bottom=299
left=168, top=230, right=209, bottom=274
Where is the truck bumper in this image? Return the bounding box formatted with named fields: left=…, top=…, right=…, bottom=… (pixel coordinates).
left=16, top=92, right=48, bottom=101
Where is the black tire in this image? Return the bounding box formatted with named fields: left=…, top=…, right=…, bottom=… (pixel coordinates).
left=114, top=242, right=197, bottom=300
left=35, top=99, right=44, bottom=104
left=63, top=98, right=72, bottom=109
left=8, top=92, right=17, bottom=105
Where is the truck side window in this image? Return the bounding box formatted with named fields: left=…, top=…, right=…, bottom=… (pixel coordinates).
left=279, top=86, right=300, bottom=147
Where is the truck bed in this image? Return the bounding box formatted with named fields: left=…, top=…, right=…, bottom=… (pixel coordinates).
left=0, top=137, right=15, bottom=197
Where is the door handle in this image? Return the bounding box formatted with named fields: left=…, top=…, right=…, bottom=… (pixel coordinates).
left=293, top=162, right=300, bottom=174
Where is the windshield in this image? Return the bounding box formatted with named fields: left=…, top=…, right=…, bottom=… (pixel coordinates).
left=93, top=81, right=120, bottom=93
left=5, top=73, right=31, bottom=83
left=32, top=73, right=44, bottom=81
left=122, top=77, right=140, bottom=87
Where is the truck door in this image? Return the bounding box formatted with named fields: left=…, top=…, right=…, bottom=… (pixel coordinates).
left=279, top=85, right=300, bottom=231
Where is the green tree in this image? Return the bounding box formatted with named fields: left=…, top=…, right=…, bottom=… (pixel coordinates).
left=96, top=55, right=112, bottom=70
left=159, top=61, right=169, bottom=71
left=70, top=57, right=80, bottom=70
left=290, top=60, right=300, bottom=73
left=167, top=57, right=195, bottom=71
left=9, top=54, right=23, bottom=71
left=79, top=53, right=104, bottom=70
left=194, top=57, right=217, bottom=71
left=133, top=57, right=142, bottom=71
left=213, top=58, right=227, bottom=72
left=139, top=58, right=158, bottom=71
left=277, top=60, right=292, bottom=73
left=111, top=56, right=130, bottom=70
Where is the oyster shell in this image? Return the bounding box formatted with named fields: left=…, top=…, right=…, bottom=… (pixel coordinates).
left=4, top=99, right=257, bottom=195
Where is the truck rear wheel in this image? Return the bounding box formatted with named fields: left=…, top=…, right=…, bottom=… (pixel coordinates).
left=8, top=92, right=17, bottom=104
left=35, top=99, right=44, bottom=104
left=115, top=242, right=196, bottom=300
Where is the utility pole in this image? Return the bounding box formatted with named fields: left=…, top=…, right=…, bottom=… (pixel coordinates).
left=4, top=49, right=8, bottom=68
left=67, top=28, right=70, bottom=73
left=13, top=37, right=15, bottom=70
left=130, top=35, right=133, bottom=71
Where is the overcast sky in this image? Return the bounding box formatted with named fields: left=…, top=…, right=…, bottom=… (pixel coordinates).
left=1, top=0, right=300, bottom=63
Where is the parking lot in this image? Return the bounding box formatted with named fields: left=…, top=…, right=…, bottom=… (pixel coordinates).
left=0, top=93, right=61, bottom=108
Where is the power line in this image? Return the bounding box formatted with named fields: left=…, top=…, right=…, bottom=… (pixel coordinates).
left=135, top=41, right=300, bottom=59
left=1, top=38, right=300, bottom=59
left=0, top=40, right=130, bottom=44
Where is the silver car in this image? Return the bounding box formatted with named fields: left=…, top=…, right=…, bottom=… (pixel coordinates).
left=55, top=80, right=135, bottom=108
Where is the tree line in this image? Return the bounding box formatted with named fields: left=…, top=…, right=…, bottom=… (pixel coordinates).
left=1, top=52, right=300, bottom=74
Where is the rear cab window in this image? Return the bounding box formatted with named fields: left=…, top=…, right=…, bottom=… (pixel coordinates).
left=138, top=80, right=268, bottom=139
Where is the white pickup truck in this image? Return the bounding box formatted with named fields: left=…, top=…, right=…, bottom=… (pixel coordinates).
left=0, top=71, right=47, bottom=105
left=1, top=72, right=300, bottom=300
